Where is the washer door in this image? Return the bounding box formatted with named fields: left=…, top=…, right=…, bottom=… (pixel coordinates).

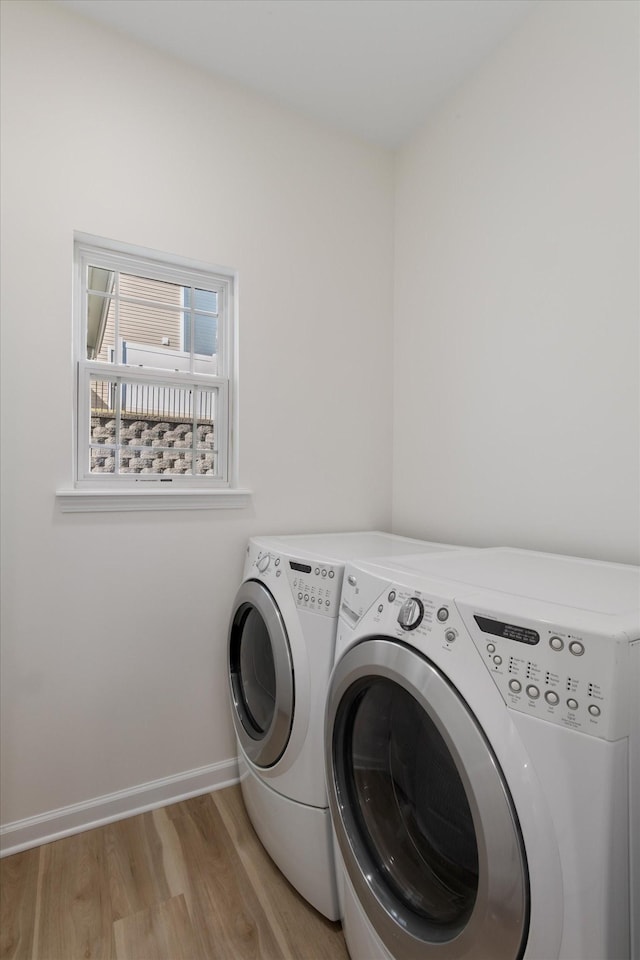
left=326, top=638, right=529, bottom=960
left=228, top=580, right=294, bottom=768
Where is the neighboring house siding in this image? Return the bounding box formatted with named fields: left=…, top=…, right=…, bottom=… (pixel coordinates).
left=96, top=275, right=183, bottom=363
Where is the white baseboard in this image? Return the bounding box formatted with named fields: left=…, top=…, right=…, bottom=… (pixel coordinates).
left=0, top=757, right=239, bottom=858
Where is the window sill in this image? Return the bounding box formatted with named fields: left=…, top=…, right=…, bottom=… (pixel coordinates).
left=56, top=487, right=252, bottom=513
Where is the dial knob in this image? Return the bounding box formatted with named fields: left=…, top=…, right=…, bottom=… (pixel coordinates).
left=256, top=554, right=271, bottom=573
left=397, top=597, right=424, bottom=631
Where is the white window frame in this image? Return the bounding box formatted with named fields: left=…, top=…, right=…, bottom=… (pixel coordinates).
left=57, top=234, right=249, bottom=512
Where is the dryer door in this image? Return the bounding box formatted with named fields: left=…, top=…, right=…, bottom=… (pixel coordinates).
left=228, top=580, right=294, bottom=767
left=326, top=638, right=529, bottom=960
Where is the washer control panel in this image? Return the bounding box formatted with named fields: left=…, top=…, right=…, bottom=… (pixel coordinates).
left=339, top=570, right=462, bottom=660
left=337, top=563, right=635, bottom=742
left=456, top=600, right=632, bottom=741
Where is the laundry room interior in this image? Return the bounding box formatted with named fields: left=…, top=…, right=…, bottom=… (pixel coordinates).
left=0, top=0, right=638, bottom=958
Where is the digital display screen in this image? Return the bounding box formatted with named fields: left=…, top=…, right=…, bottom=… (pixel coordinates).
left=474, top=615, right=539, bottom=645
left=290, top=561, right=312, bottom=573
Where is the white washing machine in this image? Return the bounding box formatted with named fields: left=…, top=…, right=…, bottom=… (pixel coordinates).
left=326, top=547, right=639, bottom=959
left=227, top=532, right=461, bottom=920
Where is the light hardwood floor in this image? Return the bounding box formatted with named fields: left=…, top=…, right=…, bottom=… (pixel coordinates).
left=0, top=785, right=350, bottom=960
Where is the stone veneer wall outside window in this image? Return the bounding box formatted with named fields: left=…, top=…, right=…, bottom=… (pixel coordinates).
left=90, top=413, right=215, bottom=475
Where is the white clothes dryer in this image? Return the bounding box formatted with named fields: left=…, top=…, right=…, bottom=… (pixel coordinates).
left=326, top=547, right=639, bottom=960
left=227, top=532, right=461, bottom=920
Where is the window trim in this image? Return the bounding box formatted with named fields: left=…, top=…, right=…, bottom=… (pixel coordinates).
left=56, top=233, right=250, bottom=512
left=56, top=487, right=251, bottom=513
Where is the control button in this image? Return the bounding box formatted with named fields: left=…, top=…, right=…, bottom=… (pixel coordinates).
left=588, top=704, right=601, bottom=717
left=378, top=604, right=384, bottom=613
left=326, top=600, right=331, bottom=606
left=256, top=554, right=271, bottom=573
left=549, top=636, right=564, bottom=652
left=311, top=597, right=316, bottom=603
left=569, top=641, right=585, bottom=657
left=397, top=597, right=424, bottom=631
left=321, top=569, right=327, bottom=578
left=347, top=575, right=357, bottom=587
left=315, top=567, right=320, bottom=575
left=328, top=570, right=335, bottom=579
left=437, top=607, right=449, bottom=622
left=388, top=590, right=396, bottom=603
left=297, top=592, right=303, bottom=600
left=276, top=570, right=281, bottom=577
left=567, top=698, right=579, bottom=711
left=304, top=594, right=309, bottom=602
left=509, top=679, right=522, bottom=693
left=493, top=655, right=503, bottom=665
left=526, top=685, right=540, bottom=699
left=445, top=629, right=457, bottom=643
left=544, top=690, right=560, bottom=706
left=274, top=558, right=280, bottom=566
left=487, top=643, right=496, bottom=654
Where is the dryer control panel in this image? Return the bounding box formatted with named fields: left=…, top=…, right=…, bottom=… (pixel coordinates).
left=246, top=544, right=342, bottom=618
left=456, top=600, right=634, bottom=741
left=285, top=559, right=342, bottom=617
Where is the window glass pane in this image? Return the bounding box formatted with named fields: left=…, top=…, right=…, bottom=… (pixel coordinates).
left=120, top=272, right=185, bottom=307
left=90, top=297, right=117, bottom=363
left=87, top=301, right=192, bottom=371
left=184, top=287, right=218, bottom=314
left=195, top=391, right=216, bottom=450
left=84, top=270, right=221, bottom=370
left=184, top=313, right=218, bottom=358
left=90, top=378, right=117, bottom=417
left=120, top=302, right=186, bottom=368
left=86, top=272, right=216, bottom=368
left=86, top=292, right=113, bottom=359
left=122, top=445, right=192, bottom=476
left=183, top=287, right=218, bottom=359
left=197, top=390, right=218, bottom=475
left=100, top=300, right=219, bottom=374
left=89, top=446, right=116, bottom=474
left=88, top=376, right=219, bottom=478
left=88, top=265, right=115, bottom=292
left=121, top=436, right=192, bottom=476
left=120, top=382, right=195, bottom=420
left=89, top=379, right=117, bottom=476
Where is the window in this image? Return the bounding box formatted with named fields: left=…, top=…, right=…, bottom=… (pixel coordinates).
left=72, top=235, right=239, bottom=498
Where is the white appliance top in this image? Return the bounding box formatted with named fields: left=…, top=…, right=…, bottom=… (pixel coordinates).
left=252, top=531, right=460, bottom=563
left=364, top=547, right=639, bottom=618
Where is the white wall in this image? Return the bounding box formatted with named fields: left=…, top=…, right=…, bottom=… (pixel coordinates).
left=2, top=0, right=637, bottom=844
left=0, top=0, right=394, bottom=831
left=393, top=0, right=639, bottom=565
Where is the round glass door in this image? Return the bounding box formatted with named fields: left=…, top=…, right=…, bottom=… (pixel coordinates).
left=347, top=678, right=478, bottom=933
left=326, top=638, right=529, bottom=960
left=228, top=580, right=294, bottom=767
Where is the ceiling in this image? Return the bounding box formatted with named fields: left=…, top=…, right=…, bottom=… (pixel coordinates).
left=56, top=0, right=536, bottom=147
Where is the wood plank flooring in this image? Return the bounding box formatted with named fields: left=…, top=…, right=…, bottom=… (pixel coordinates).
left=0, top=786, right=349, bottom=960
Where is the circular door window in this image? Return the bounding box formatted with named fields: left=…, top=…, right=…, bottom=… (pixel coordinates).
left=228, top=580, right=294, bottom=767
left=346, top=677, right=478, bottom=933
left=326, top=638, right=529, bottom=960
